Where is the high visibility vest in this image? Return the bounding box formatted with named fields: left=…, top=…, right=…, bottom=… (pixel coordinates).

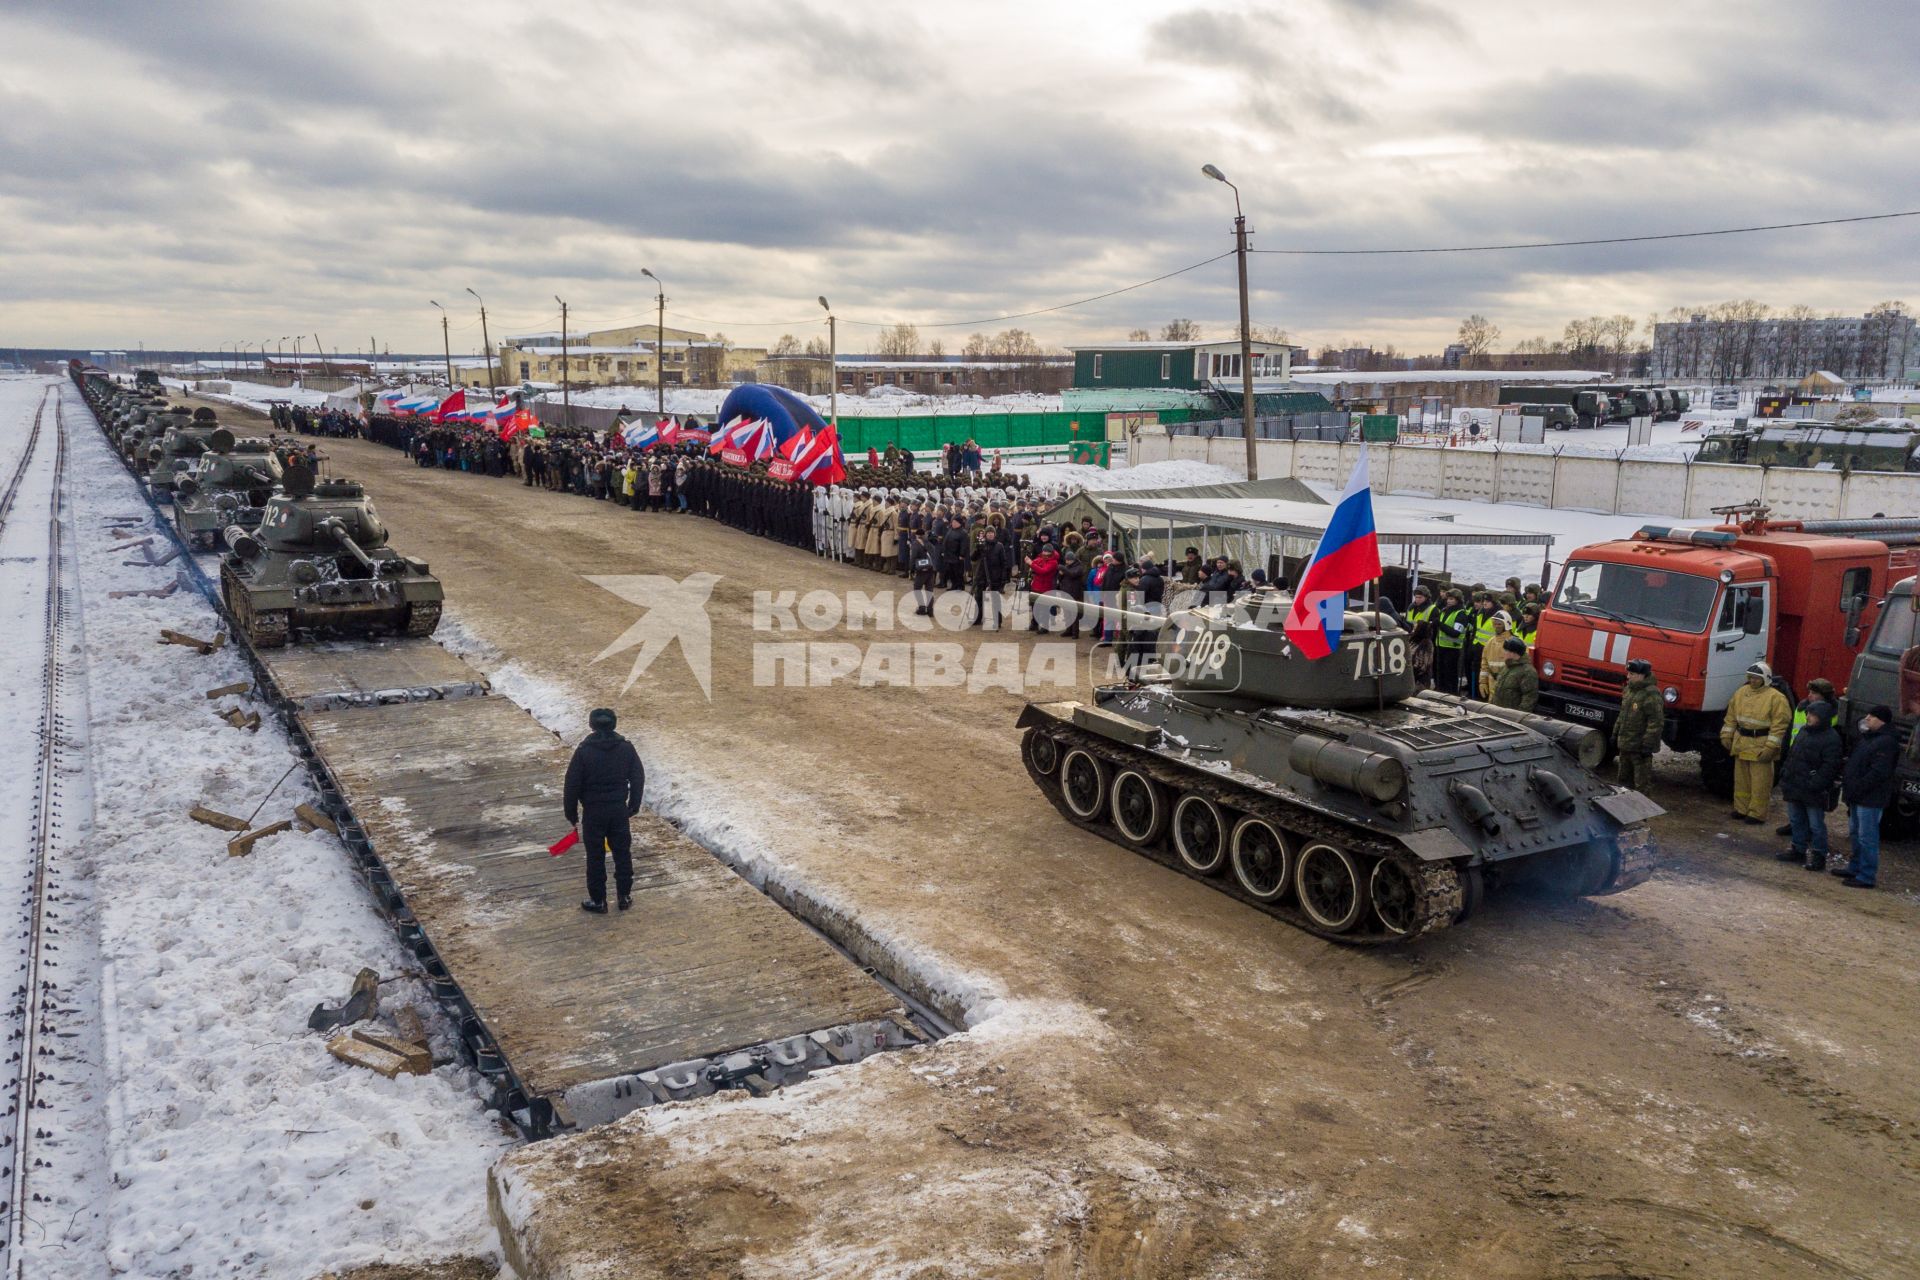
left=1407, top=604, right=1433, bottom=625
left=1434, top=608, right=1466, bottom=649
left=1514, top=622, right=1537, bottom=646
left=1472, top=613, right=1497, bottom=647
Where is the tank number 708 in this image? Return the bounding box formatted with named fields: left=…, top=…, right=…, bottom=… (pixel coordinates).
left=1349, top=637, right=1408, bottom=677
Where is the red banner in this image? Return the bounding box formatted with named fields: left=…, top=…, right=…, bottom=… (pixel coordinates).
left=768, top=459, right=796, bottom=481
left=720, top=446, right=750, bottom=468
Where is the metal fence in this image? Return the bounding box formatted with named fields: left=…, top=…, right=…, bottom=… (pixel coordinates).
left=1168, top=413, right=1350, bottom=441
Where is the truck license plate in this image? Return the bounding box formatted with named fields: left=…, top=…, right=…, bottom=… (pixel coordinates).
left=1562, top=704, right=1605, bottom=722
left=1902, top=777, right=1920, bottom=799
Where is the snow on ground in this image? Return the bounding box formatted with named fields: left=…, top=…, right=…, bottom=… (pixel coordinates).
left=1443, top=409, right=1740, bottom=460
left=1292, top=368, right=1608, bottom=385
left=163, top=377, right=333, bottom=413
left=63, top=383, right=512, bottom=1277
left=1300, top=480, right=1655, bottom=587
left=1012, top=458, right=1241, bottom=496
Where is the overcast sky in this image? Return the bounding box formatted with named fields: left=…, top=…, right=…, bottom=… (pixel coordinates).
left=3, top=0, right=1917, bottom=357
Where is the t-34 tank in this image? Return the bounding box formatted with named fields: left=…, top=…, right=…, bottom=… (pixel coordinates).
left=145, top=408, right=223, bottom=498
left=122, top=405, right=186, bottom=470
left=1018, top=589, right=1660, bottom=943
left=173, top=428, right=284, bottom=549
left=219, top=462, right=442, bottom=647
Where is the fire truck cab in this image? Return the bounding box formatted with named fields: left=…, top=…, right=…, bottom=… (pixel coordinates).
left=1535, top=506, right=1920, bottom=791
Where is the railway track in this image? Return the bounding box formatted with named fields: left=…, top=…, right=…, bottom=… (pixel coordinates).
left=2, top=393, right=78, bottom=1274
left=0, top=388, right=51, bottom=537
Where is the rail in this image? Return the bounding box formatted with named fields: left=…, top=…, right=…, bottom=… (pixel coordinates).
left=4, top=392, right=70, bottom=1273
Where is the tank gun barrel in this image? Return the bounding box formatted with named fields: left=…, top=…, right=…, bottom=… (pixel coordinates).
left=319, top=517, right=378, bottom=573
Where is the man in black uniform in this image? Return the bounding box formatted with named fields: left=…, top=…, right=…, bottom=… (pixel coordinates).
left=563, top=707, right=646, bottom=914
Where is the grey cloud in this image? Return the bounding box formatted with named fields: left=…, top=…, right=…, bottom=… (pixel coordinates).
left=1146, top=7, right=1374, bottom=128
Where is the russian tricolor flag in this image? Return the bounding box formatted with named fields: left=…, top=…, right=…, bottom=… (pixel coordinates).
left=622, top=419, right=660, bottom=450
left=1283, top=448, right=1381, bottom=660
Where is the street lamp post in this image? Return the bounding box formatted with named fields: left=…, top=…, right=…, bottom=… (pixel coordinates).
left=641, top=268, right=665, bottom=418
left=1203, top=164, right=1260, bottom=481
left=428, top=300, right=454, bottom=388
left=465, top=288, right=495, bottom=391
left=818, top=296, right=836, bottom=426
left=554, top=295, right=571, bottom=430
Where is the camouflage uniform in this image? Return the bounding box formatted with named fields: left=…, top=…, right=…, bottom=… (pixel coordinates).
left=1613, top=676, right=1665, bottom=792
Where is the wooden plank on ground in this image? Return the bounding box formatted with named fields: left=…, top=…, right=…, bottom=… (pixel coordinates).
left=190, top=804, right=250, bottom=832
left=228, top=819, right=292, bottom=857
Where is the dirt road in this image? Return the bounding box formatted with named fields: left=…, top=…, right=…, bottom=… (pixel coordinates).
left=234, top=415, right=1920, bottom=1277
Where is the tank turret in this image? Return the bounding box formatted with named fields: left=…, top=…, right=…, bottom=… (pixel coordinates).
left=171, top=428, right=284, bottom=549
left=1017, top=587, right=1658, bottom=944
left=146, top=410, right=223, bottom=496
left=219, top=462, right=442, bottom=647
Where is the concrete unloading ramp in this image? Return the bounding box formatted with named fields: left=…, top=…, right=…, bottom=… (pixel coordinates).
left=267, top=645, right=913, bottom=1135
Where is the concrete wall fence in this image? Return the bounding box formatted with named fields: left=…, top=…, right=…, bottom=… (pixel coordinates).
left=1132, top=431, right=1920, bottom=522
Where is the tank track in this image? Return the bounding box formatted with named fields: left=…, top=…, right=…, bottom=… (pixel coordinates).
left=403, top=600, right=442, bottom=638
left=221, top=562, right=289, bottom=648
left=1590, top=823, right=1655, bottom=895
left=1025, top=721, right=1461, bottom=945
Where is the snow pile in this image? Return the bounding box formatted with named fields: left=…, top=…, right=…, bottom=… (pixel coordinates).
left=66, top=389, right=510, bottom=1276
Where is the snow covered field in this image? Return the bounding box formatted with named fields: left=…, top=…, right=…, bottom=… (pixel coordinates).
left=162, top=377, right=333, bottom=414
left=28, top=377, right=511, bottom=1277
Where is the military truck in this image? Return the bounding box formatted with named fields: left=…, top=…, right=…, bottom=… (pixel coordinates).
left=1019, top=589, right=1659, bottom=943
left=220, top=462, right=442, bottom=647
left=1693, top=422, right=1920, bottom=473
left=134, top=369, right=163, bottom=394
left=172, top=428, right=284, bottom=550
left=1499, top=403, right=1580, bottom=432
left=1497, top=386, right=1612, bottom=430
left=1839, top=576, right=1920, bottom=832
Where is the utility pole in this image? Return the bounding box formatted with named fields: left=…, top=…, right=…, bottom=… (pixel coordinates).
left=292, top=335, right=303, bottom=384
left=429, top=301, right=453, bottom=388
left=642, top=268, right=666, bottom=418
left=819, top=296, right=836, bottom=425
left=555, top=295, right=571, bottom=430
left=1203, top=164, right=1260, bottom=480
left=313, top=333, right=331, bottom=378
left=466, top=288, right=495, bottom=390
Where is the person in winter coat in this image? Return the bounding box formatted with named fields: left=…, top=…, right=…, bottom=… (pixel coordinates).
left=1490, top=638, right=1539, bottom=711
left=908, top=532, right=937, bottom=616
left=563, top=707, right=646, bottom=914
left=1835, top=704, right=1898, bottom=888
left=1613, top=658, right=1665, bottom=792
left=1778, top=701, right=1843, bottom=869
left=1058, top=552, right=1085, bottom=638
left=1722, top=661, right=1791, bottom=824
left=971, top=528, right=1014, bottom=628
left=1027, top=546, right=1062, bottom=632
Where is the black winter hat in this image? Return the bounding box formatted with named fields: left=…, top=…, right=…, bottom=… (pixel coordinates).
left=1503, top=637, right=1527, bottom=655
left=588, top=707, right=617, bottom=731
left=1869, top=704, right=1895, bottom=724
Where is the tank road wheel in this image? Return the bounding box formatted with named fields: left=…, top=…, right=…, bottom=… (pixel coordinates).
left=1172, top=794, right=1229, bottom=874
left=1109, top=769, right=1168, bottom=848
left=1230, top=817, right=1292, bottom=902
left=1369, top=857, right=1423, bottom=937
left=1059, top=749, right=1109, bottom=821
left=1294, top=842, right=1366, bottom=933
left=403, top=600, right=442, bottom=638
left=1022, top=727, right=1062, bottom=777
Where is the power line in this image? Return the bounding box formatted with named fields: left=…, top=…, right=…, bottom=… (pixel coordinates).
left=1249, top=209, right=1920, bottom=256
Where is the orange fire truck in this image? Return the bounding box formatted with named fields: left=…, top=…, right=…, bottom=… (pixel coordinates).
left=1533, top=504, right=1920, bottom=792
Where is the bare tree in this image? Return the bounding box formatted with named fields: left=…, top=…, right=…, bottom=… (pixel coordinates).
left=803, top=335, right=830, bottom=357
left=928, top=338, right=945, bottom=359
left=1127, top=328, right=1152, bottom=342
left=962, top=332, right=989, bottom=358
left=770, top=334, right=801, bottom=356
left=1456, top=314, right=1500, bottom=367
left=1600, top=315, right=1636, bottom=374
left=987, top=328, right=1042, bottom=358
left=1250, top=323, right=1290, bottom=345
left=1161, top=318, right=1202, bottom=342
left=873, top=322, right=920, bottom=358
left=1860, top=301, right=1910, bottom=380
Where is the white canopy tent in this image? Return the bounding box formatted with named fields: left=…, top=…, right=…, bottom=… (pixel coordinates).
left=1097, top=495, right=1557, bottom=593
